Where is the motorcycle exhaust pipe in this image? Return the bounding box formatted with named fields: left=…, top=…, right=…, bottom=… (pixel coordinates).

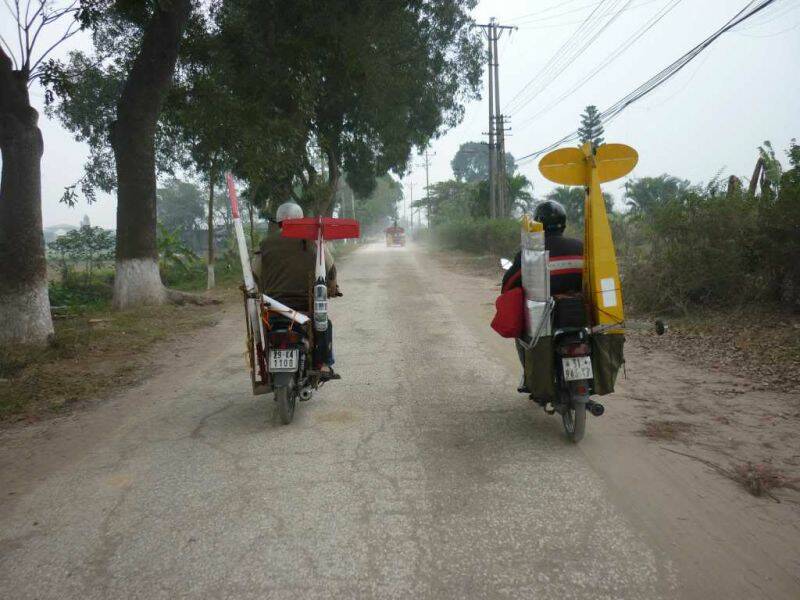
left=586, top=400, right=605, bottom=417
left=299, top=387, right=313, bottom=401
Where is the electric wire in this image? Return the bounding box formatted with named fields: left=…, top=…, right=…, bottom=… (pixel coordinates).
left=504, top=0, right=623, bottom=114
left=507, top=0, right=600, bottom=25
left=515, top=0, right=778, bottom=165
left=509, top=1, right=606, bottom=26
left=512, top=0, right=685, bottom=133
left=507, top=0, right=637, bottom=116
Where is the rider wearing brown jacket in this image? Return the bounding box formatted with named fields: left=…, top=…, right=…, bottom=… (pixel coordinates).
left=256, top=202, right=340, bottom=377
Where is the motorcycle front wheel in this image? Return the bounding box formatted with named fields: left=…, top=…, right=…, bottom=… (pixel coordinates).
left=561, top=402, right=586, bottom=443
left=275, top=386, right=296, bottom=425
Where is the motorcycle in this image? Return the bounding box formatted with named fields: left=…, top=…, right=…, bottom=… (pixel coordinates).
left=226, top=173, right=359, bottom=426
left=263, top=312, right=320, bottom=424
left=547, top=297, right=604, bottom=443
left=502, top=259, right=605, bottom=443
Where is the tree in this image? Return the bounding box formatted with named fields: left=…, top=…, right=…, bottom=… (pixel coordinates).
left=545, top=187, right=585, bottom=227
left=295, top=0, right=483, bottom=213
left=157, top=223, right=198, bottom=285
left=451, top=141, right=516, bottom=182
left=0, top=0, right=81, bottom=345
left=413, top=179, right=477, bottom=224
left=624, top=175, right=691, bottom=216
left=156, top=178, right=205, bottom=243
left=545, top=186, right=613, bottom=229
left=578, top=105, right=604, bottom=148
left=47, top=225, right=115, bottom=284
left=45, top=0, right=193, bottom=309
left=508, top=174, right=533, bottom=214
left=107, top=0, right=192, bottom=308
left=351, top=175, right=402, bottom=232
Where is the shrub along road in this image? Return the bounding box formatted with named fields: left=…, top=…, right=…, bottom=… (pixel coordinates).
left=0, top=243, right=798, bottom=598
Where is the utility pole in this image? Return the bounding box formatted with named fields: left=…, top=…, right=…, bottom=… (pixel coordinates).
left=486, top=21, right=495, bottom=219
left=417, top=150, right=435, bottom=228
left=408, top=179, right=414, bottom=230
left=492, top=23, right=505, bottom=218
left=409, top=167, right=414, bottom=229
left=476, top=19, right=516, bottom=219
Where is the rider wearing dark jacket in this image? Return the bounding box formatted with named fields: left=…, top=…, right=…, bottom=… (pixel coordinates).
left=502, top=200, right=583, bottom=295
left=503, top=200, right=584, bottom=392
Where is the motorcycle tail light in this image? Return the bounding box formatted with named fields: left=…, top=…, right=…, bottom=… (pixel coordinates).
left=269, top=331, right=301, bottom=349
left=561, top=342, right=590, bottom=357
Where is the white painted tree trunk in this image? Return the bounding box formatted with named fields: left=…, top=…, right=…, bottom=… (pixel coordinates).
left=112, top=258, right=167, bottom=310
left=206, top=264, right=215, bottom=290
left=0, top=279, right=54, bottom=345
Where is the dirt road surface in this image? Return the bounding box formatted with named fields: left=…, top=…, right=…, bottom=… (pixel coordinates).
left=1, top=243, right=798, bottom=599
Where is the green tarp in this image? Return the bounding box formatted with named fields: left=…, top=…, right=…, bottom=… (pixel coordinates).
left=523, top=333, right=625, bottom=399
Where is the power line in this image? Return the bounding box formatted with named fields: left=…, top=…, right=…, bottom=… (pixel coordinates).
left=504, top=0, right=611, bottom=113
left=505, top=0, right=635, bottom=115
left=513, top=0, right=685, bottom=132
left=507, top=0, right=599, bottom=24
left=509, top=1, right=606, bottom=26
left=515, top=0, right=778, bottom=165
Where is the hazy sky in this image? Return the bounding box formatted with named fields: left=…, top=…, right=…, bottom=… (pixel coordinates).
left=4, top=0, right=800, bottom=229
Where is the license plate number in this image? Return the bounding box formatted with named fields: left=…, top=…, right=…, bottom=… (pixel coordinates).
left=269, top=348, right=299, bottom=372
left=562, top=356, right=593, bottom=381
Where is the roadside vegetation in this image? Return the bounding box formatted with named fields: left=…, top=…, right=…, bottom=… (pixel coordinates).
left=420, top=128, right=800, bottom=387
left=423, top=135, right=800, bottom=315
left=1, top=1, right=479, bottom=420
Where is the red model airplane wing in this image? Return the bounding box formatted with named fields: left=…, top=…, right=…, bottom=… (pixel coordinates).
left=281, top=218, right=360, bottom=240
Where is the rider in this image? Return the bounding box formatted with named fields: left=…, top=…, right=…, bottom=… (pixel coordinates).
left=501, top=200, right=584, bottom=392
left=257, top=201, right=340, bottom=379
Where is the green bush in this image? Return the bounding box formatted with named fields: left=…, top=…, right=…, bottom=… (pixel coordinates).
left=48, top=278, right=113, bottom=311
left=430, top=217, right=519, bottom=257
left=622, top=143, right=800, bottom=313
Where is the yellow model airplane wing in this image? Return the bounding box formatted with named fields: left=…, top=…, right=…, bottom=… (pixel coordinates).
left=538, top=142, right=637, bottom=332
left=538, top=147, right=586, bottom=185
left=595, top=144, right=638, bottom=183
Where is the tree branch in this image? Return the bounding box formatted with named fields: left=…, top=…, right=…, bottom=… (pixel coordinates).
left=0, top=35, right=18, bottom=69
left=15, top=0, right=26, bottom=66
left=28, top=19, right=79, bottom=81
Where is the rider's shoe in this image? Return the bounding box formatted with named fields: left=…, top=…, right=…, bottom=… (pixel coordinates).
left=517, top=374, right=530, bottom=394
left=319, top=366, right=341, bottom=381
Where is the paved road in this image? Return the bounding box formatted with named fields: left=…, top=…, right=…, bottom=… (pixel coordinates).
left=1, top=244, right=798, bottom=599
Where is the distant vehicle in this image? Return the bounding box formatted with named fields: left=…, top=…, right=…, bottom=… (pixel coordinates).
left=385, top=225, right=405, bottom=247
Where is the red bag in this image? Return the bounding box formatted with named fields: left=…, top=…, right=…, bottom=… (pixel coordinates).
left=491, top=286, right=525, bottom=338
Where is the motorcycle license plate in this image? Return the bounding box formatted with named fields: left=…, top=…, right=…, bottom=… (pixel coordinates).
left=269, top=348, right=299, bottom=372
left=562, top=356, right=593, bottom=381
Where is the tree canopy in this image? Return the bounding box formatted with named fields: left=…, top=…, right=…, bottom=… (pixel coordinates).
left=44, top=0, right=483, bottom=216
left=451, top=141, right=516, bottom=183
left=578, top=105, right=604, bottom=148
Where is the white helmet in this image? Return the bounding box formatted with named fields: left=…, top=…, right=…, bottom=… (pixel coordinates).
left=276, top=201, right=303, bottom=223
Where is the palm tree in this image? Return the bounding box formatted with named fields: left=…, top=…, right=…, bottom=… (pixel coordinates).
left=624, top=175, right=690, bottom=216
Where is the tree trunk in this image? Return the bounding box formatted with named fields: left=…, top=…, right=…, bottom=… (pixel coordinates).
left=749, top=157, right=764, bottom=196
left=110, top=0, right=191, bottom=310
left=0, top=49, right=54, bottom=345
left=319, top=147, right=340, bottom=216
left=206, top=164, right=215, bottom=290
left=247, top=200, right=255, bottom=249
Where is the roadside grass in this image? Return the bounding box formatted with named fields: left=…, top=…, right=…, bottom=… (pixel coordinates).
left=641, top=419, right=695, bottom=442
left=1, top=243, right=363, bottom=425
left=732, top=462, right=800, bottom=498
left=0, top=281, right=237, bottom=425
left=631, top=306, right=800, bottom=392
left=664, top=448, right=800, bottom=502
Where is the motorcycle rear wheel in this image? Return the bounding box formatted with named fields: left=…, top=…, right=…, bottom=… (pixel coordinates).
left=275, top=386, right=296, bottom=424
left=562, top=403, right=586, bottom=443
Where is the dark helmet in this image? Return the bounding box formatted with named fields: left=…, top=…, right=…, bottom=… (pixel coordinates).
left=533, top=200, right=567, bottom=233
